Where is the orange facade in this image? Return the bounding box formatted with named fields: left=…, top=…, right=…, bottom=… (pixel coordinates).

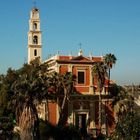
left=48, top=102, right=57, bottom=125
left=46, top=54, right=115, bottom=137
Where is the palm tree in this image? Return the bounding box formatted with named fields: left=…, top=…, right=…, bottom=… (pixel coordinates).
left=0, top=58, right=76, bottom=139
left=10, top=58, right=49, bottom=140
left=49, top=72, right=76, bottom=127
left=92, top=62, right=107, bottom=132
left=104, top=53, right=117, bottom=93
left=55, top=72, right=76, bottom=126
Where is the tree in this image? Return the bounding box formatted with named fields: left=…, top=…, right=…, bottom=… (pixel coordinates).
left=0, top=57, right=77, bottom=139
left=0, top=69, right=19, bottom=139
left=49, top=72, right=76, bottom=127
left=13, top=60, right=50, bottom=140
left=92, top=62, right=107, bottom=132
left=104, top=53, right=117, bottom=93
left=0, top=58, right=49, bottom=140
left=110, top=86, right=140, bottom=140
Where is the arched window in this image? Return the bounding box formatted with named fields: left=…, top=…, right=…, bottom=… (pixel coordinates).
left=33, top=23, right=37, bottom=31
left=33, top=35, right=38, bottom=44
left=34, top=49, right=37, bottom=56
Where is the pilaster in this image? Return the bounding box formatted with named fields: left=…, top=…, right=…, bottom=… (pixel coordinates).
left=89, top=101, right=96, bottom=128
left=89, top=66, right=94, bottom=94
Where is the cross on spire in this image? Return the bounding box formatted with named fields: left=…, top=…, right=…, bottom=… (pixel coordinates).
left=33, top=0, right=37, bottom=8
left=79, top=43, right=82, bottom=49
left=78, top=43, right=83, bottom=56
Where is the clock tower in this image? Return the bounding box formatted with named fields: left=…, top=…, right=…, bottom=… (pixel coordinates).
left=28, top=8, right=42, bottom=64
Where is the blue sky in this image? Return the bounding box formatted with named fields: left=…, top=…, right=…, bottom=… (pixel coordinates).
left=0, top=0, right=140, bottom=85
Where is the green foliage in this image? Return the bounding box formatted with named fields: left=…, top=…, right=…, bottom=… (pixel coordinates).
left=39, top=120, right=82, bottom=140
left=0, top=58, right=77, bottom=139
left=104, top=53, right=117, bottom=69
left=104, top=53, right=117, bottom=93
left=39, top=120, right=50, bottom=140
left=92, top=62, right=107, bottom=91
left=0, top=115, right=14, bottom=140
left=0, top=58, right=50, bottom=140
left=47, top=72, right=76, bottom=127
left=0, top=70, right=17, bottom=139
left=111, top=108, right=140, bottom=140
left=110, top=86, right=140, bottom=140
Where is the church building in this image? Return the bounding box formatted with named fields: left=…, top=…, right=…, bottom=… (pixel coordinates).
left=27, top=7, right=115, bottom=136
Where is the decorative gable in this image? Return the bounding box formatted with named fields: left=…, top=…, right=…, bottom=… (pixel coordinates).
left=71, top=55, right=93, bottom=62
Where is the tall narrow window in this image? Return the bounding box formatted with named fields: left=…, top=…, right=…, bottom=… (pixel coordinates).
left=33, top=35, right=38, bottom=44
left=78, top=71, right=85, bottom=84
left=33, top=23, right=37, bottom=31
left=34, top=49, right=37, bottom=56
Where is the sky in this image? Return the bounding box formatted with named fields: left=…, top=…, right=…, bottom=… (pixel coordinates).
left=0, top=0, right=140, bottom=85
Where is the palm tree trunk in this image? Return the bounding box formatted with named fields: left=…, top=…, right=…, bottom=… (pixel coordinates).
left=18, top=103, right=40, bottom=140
left=19, top=106, right=34, bottom=140
left=32, top=103, right=40, bottom=140
left=108, top=68, right=110, bottom=94
left=46, top=99, right=49, bottom=120
left=99, top=91, right=102, bottom=132
left=106, top=68, right=110, bottom=136
left=61, top=92, right=67, bottom=111
left=58, top=90, right=67, bottom=126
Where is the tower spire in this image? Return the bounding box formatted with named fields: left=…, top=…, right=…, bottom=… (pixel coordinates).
left=28, top=6, right=42, bottom=64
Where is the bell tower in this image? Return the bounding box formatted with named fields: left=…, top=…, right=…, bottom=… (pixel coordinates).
left=28, top=8, right=42, bottom=64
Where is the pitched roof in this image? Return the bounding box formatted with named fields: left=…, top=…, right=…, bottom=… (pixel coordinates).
left=56, top=55, right=103, bottom=64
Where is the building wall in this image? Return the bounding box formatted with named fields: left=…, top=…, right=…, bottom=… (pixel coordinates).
left=59, top=64, right=92, bottom=94
left=59, top=65, right=68, bottom=74
left=44, top=55, right=115, bottom=136
left=48, top=102, right=57, bottom=125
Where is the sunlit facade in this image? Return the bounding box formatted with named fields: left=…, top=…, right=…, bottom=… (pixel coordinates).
left=27, top=7, right=115, bottom=137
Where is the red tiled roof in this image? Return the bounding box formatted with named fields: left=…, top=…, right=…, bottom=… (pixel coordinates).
left=92, top=57, right=102, bottom=62
left=59, top=56, right=71, bottom=60
left=57, top=55, right=102, bottom=63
